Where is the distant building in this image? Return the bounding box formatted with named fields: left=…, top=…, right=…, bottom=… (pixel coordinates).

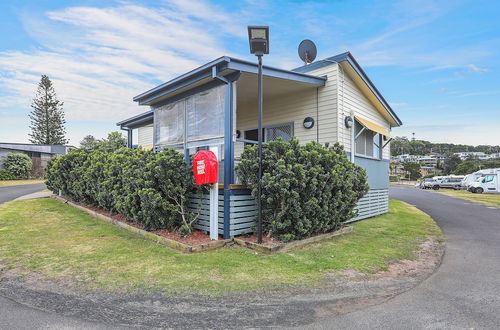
left=454, top=151, right=487, bottom=160
left=419, top=166, right=437, bottom=177
left=0, top=143, right=74, bottom=177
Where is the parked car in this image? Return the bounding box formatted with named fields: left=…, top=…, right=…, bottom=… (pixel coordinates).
left=432, top=176, right=464, bottom=190
left=469, top=169, right=500, bottom=193
left=420, top=178, right=438, bottom=189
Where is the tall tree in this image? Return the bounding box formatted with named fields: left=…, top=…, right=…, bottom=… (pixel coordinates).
left=29, top=75, right=68, bottom=145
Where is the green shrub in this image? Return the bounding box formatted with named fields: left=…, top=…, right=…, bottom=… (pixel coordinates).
left=236, top=138, right=369, bottom=241
left=3, top=153, right=32, bottom=179
left=0, top=169, right=15, bottom=180
left=46, top=147, right=199, bottom=233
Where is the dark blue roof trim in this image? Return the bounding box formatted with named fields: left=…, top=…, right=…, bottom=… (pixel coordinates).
left=293, top=52, right=402, bottom=126
left=133, top=56, right=326, bottom=105
left=116, top=109, right=153, bottom=128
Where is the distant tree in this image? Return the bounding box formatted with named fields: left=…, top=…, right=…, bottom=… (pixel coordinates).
left=390, top=136, right=500, bottom=157
left=80, top=135, right=97, bottom=150
left=29, top=75, right=68, bottom=145
left=442, top=154, right=462, bottom=175
left=402, top=162, right=421, bottom=180
left=94, top=132, right=127, bottom=152
left=454, top=160, right=482, bottom=175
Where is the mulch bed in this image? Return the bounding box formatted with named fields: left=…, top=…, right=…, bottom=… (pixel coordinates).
left=70, top=200, right=214, bottom=246
left=236, top=235, right=284, bottom=248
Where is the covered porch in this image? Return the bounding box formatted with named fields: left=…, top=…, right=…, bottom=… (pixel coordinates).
left=118, top=56, right=326, bottom=238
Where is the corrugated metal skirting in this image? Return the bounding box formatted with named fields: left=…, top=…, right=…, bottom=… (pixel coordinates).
left=188, top=188, right=388, bottom=236
left=188, top=191, right=257, bottom=237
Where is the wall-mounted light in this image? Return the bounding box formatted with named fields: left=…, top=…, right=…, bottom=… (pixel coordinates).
left=303, top=117, right=315, bottom=129
left=344, top=116, right=353, bottom=128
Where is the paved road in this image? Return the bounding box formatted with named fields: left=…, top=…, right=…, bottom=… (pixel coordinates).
left=307, top=186, right=500, bottom=329
left=0, top=183, right=47, bottom=204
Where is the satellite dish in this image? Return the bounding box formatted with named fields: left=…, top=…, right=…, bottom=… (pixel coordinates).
left=298, top=39, right=317, bottom=65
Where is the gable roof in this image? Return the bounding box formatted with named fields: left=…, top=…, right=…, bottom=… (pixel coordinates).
left=293, top=52, right=402, bottom=127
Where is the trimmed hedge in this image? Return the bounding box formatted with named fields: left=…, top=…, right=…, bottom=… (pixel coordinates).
left=0, top=169, right=15, bottom=180
left=46, top=148, right=201, bottom=232
left=236, top=138, right=369, bottom=241
left=3, top=153, right=32, bottom=179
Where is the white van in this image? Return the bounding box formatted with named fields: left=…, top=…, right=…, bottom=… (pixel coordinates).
left=461, top=169, right=498, bottom=189
left=470, top=169, right=500, bottom=193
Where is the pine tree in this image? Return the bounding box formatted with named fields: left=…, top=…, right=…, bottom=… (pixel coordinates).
left=29, top=75, right=68, bottom=145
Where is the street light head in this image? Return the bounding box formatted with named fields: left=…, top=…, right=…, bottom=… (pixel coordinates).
left=248, top=26, right=269, bottom=55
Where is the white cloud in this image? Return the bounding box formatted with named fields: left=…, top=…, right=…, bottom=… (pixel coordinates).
left=0, top=1, right=249, bottom=128
left=465, top=63, right=490, bottom=73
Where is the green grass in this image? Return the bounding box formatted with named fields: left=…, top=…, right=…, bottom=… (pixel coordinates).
left=0, top=179, right=45, bottom=187
left=433, top=189, right=500, bottom=208
left=0, top=198, right=441, bottom=295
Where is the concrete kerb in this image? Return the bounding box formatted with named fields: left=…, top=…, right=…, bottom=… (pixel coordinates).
left=51, top=195, right=353, bottom=254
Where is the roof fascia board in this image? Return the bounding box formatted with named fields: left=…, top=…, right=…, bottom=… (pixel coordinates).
left=226, top=58, right=326, bottom=86
left=116, top=110, right=153, bottom=128
left=344, top=54, right=402, bottom=126
left=133, top=56, right=229, bottom=103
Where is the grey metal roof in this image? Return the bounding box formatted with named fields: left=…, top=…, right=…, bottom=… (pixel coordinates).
left=0, top=143, right=74, bottom=154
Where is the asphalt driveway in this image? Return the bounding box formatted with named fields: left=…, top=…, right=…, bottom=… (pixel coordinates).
left=306, top=186, right=500, bottom=329
left=0, top=183, right=47, bottom=204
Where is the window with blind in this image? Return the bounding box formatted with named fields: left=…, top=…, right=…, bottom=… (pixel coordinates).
left=354, top=120, right=381, bottom=159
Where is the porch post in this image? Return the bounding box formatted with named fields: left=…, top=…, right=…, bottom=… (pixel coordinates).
left=223, top=80, right=234, bottom=239
left=127, top=129, right=133, bottom=148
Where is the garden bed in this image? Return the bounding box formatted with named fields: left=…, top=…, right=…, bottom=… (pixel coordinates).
left=52, top=195, right=230, bottom=253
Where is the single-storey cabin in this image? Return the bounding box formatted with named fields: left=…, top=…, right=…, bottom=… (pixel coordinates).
left=117, top=52, right=402, bottom=239
left=0, top=142, right=74, bottom=177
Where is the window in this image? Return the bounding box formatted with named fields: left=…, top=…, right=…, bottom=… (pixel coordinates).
left=154, top=85, right=225, bottom=147
left=484, top=175, right=494, bottom=183
left=243, top=122, right=293, bottom=144
left=354, top=120, right=381, bottom=159
left=265, top=123, right=293, bottom=142
left=155, top=100, right=185, bottom=145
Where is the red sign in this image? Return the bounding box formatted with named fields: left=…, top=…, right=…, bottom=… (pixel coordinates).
left=193, top=150, right=218, bottom=185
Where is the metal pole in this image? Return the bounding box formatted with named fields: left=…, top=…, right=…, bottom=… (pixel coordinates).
left=257, top=54, right=263, bottom=244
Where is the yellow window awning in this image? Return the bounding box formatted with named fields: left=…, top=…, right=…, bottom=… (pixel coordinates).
left=354, top=116, right=390, bottom=136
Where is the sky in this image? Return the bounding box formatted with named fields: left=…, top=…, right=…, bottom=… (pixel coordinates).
left=0, top=0, right=499, bottom=146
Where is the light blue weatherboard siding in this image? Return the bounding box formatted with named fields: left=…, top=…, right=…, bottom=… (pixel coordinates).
left=346, top=153, right=389, bottom=189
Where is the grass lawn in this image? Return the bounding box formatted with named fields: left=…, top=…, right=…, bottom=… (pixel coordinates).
left=433, top=189, right=500, bottom=208
left=0, top=179, right=45, bottom=187
left=0, top=198, right=441, bottom=295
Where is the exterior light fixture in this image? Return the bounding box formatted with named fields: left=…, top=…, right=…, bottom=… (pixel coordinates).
left=303, top=117, right=315, bottom=129
left=248, top=25, right=269, bottom=244
left=248, top=26, right=269, bottom=55
left=344, top=116, right=353, bottom=128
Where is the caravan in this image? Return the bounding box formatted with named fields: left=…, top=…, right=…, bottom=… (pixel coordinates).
left=469, top=169, right=500, bottom=193
left=461, top=169, right=495, bottom=189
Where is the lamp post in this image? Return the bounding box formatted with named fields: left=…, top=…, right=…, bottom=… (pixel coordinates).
left=248, top=26, right=269, bottom=244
